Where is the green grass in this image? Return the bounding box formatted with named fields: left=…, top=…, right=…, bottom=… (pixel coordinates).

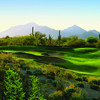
left=0, top=46, right=100, bottom=76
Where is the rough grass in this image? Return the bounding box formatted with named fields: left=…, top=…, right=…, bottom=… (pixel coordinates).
left=0, top=46, right=100, bottom=76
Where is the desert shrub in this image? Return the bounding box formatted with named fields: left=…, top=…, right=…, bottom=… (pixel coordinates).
left=63, top=84, right=76, bottom=99
left=28, top=76, right=45, bottom=100
left=22, top=65, right=30, bottom=70
left=93, top=97, right=100, bottom=100
left=55, top=71, right=65, bottom=90
left=96, top=40, right=100, bottom=48
left=32, top=68, right=43, bottom=76
left=26, top=70, right=33, bottom=75
left=63, top=84, right=87, bottom=100
left=0, top=70, right=5, bottom=99
left=86, top=37, right=98, bottom=43
left=88, top=76, right=100, bottom=85
left=64, top=70, right=76, bottom=79
left=48, top=90, right=63, bottom=100
left=39, top=78, right=46, bottom=84
left=77, top=82, right=84, bottom=88
left=75, top=77, right=83, bottom=81
left=4, top=69, right=25, bottom=100
left=90, top=84, right=100, bottom=91
left=46, top=71, right=55, bottom=80
left=70, top=91, right=86, bottom=100
left=44, top=67, right=56, bottom=80
left=0, top=38, right=8, bottom=45
left=0, top=53, right=19, bottom=70
left=85, top=42, right=96, bottom=47
left=82, top=77, right=88, bottom=82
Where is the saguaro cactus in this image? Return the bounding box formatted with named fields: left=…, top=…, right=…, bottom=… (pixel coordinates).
left=32, top=27, right=34, bottom=36
left=99, top=34, right=100, bottom=39
left=49, top=34, right=52, bottom=46
left=58, top=30, right=61, bottom=46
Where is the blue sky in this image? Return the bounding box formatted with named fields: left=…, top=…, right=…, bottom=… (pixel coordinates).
left=0, top=0, right=100, bottom=32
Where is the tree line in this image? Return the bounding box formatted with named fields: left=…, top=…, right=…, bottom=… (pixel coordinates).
left=0, top=29, right=100, bottom=48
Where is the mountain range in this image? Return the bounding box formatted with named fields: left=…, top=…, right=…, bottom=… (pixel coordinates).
left=0, top=22, right=100, bottom=39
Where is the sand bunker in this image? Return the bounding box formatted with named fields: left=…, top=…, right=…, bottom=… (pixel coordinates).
left=43, top=52, right=65, bottom=57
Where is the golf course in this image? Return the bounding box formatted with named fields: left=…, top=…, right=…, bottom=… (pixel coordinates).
left=1, top=46, right=100, bottom=76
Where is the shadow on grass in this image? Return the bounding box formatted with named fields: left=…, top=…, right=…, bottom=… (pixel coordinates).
left=15, top=52, right=98, bottom=73
left=15, top=52, right=66, bottom=63
left=61, top=60, right=98, bottom=73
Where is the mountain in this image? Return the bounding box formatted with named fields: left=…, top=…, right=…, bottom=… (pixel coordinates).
left=61, top=25, right=86, bottom=37
left=0, top=23, right=100, bottom=39
left=0, top=22, right=58, bottom=38
left=79, top=31, right=99, bottom=39
left=88, top=30, right=100, bottom=35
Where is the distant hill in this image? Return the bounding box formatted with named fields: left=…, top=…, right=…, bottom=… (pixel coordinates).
left=79, top=30, right=100, bottom=39
left=61, top=25, right=86, bottom=37
left=0, top=22, right=100, bottom=39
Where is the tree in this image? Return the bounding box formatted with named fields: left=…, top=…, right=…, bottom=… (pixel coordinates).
left=35, top=31, right=46, bottom=45
left=86, top=36, right=98, bottom=43
left=67, top=39, right=85, bottom=47
left=4, top=69, right=25, bottom=100
left=49, top=34, right=52, bottom=46
left=58, top=30, right=61, bottom=46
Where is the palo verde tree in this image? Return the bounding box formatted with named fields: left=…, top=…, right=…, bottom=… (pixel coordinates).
left=4, top=69, right=25, bottom=100
left=35, top=31, right=46, bottom=45
left=58, top=30, right=61, bottom=46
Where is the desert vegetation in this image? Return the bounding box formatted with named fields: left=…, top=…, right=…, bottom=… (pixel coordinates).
left=0, top=32, right=100, bottom=100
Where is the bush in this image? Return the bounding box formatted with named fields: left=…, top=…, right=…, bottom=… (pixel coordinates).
left=55, top=72, right=65, bottom=91
left=75, top=78, right=83, bottom=81
left=70, top=92, right=86, bottom=100
left=64, top=70, right=76, bottom=79
left=82, top=77, right=88, bottom=82
left=90, top=84, right=100, bottom=91
left=86, top=37, right=98, bottom=43
left=4, top=69, right=25, bottom=100
left=77, top=82, right=84, bottom=88
left=48, top=90, right=63, bottom=100
left=96, top=40, right=100, bottom=48
left=32, top=68, right=43, bottom=76
left=67, top=39, right=85, bottom=48
left=0, top=39, right=8, bottom=45
left=63, top=84, right=87, bottom=100
left=28, top=76, right=45, bottom=100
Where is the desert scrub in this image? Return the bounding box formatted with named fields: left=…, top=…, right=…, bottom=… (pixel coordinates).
left=43, top=65, right=56, bottom=80
left=63, top=84, right=87, bottom=100
left=48, top=90, right=63, bottom=100
left=63, top=84, right=76, bottom=99
left=90, top=84, right=100, bottom=91
left=55, top=71, right=65, bottom=91
left=32, top=68, right=43, bottom=76
left=70, top=91, right=86, bottom=100
left=88, top=76, right=100, bottom=85
left=77, top=82, right=84, bottom=88
left=64, top=70, right=76, bottom=79
left=4, top=69, right=25, bottom=100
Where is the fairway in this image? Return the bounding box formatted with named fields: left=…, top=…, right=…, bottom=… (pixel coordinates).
left=0, top=46, right=100, bottom=76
